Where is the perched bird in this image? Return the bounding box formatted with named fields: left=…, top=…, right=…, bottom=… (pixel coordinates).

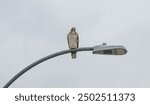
left=67, top=27, right=79, bottom=59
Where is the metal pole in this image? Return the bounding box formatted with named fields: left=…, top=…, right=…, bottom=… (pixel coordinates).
left=3, top=47, right=93, bottom=88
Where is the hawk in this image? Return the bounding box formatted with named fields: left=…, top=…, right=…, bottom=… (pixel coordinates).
left=67, top=27, right=79, bottom=59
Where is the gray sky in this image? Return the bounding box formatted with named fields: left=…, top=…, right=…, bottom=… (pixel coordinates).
left=0, top=0, right=150, bottom=88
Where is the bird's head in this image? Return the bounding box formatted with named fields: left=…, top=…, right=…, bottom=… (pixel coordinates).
left=71, top=27, right=76, bottom=32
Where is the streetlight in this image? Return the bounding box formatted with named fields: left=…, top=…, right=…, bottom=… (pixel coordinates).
left=3, top=44, right=127, bottom=88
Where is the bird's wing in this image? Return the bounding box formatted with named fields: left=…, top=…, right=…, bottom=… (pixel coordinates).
left=76, top=33, right=79, bottom=48
left=67, top=33, right=71, bottom=49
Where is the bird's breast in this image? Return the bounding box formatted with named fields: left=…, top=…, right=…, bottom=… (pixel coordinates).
left=68, top=34, right=78, bottom=48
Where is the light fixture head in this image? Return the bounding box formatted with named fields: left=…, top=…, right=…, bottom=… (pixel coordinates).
left=93, top=45, right=127, bottom=55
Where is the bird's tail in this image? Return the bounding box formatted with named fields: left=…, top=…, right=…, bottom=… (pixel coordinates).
left=71, top=52, right=77, bottom=59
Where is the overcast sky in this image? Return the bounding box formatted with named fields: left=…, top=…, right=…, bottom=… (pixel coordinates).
left=0, top=0, right=150, bottom=88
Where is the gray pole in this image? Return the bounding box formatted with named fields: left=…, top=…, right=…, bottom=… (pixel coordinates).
left=3, top=47, right=93, bottom=88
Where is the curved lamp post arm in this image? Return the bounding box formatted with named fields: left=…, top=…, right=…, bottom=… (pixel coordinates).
left=3, top=47, right=93, bottom=88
